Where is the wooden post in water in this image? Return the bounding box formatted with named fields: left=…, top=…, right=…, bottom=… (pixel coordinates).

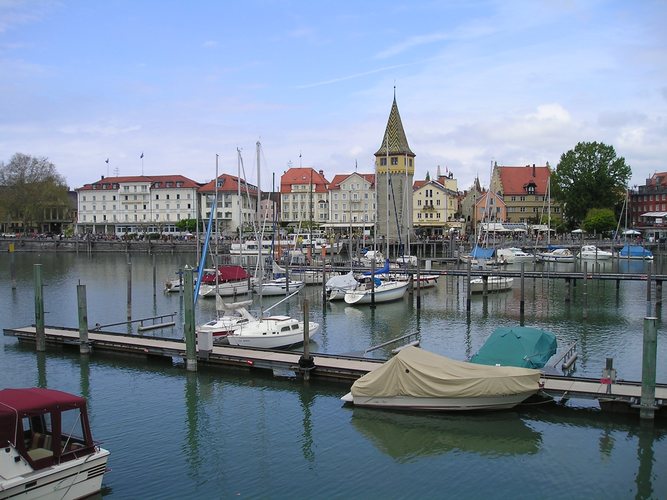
left=370, top=258, right=376, bottom=308
left=321, top=257, right=327, bottom=303
left=285, top=261, right=290, bottom=294
left=646, top=261, right=653, bottom=318
left=416, top=261, right=421, bottom=310
left=520, top=263, right=525, bottom=321
left=183, top=265, right=197, bottom=372
left=9, top=243, right=16, bottom=289
left=640, top=316, right=658, bottom=420
left=299, top=298, right=315, bottom=380
left=466, top=259, right=471, bottom=313
left=126, top=255, right=132, bottom=321
left=77, top=284, right=90, bottom=355
left=564, top=278, right=571, bottom=303
left=152, top=254, right=157, bottom=299
left=33, top=264, right=45, bottom=352
left=583, top=261, right=589, bottom=319
left=655, top=280, right=662, bottom=315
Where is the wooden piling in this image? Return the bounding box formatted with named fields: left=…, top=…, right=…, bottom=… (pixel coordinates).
left=299, top=298, right=315, bottom=381
left=646, top=261, right=653, bottom=318
left=370, top=258, right=376, bottom=308
left=183, top=265, right=197, bottom=372
left=416, top=262, right=421, bottom=310
left=520, top=263, right=525, bottom=320
left=33, top=264, right=45, bottom=352
left=77, top=284, right=90, bottom=355
left=321, top=257, right=327, bottom=303
left=640, top=316, right=658, bottom=420
left=126, top=256, right=132, bottom=321
left=466, top=259, right=471, bottom=313
left=583, top=261, right=588, bottom=319
left=152, top=254, right=157, bottom=299
left=9, top=243, right=16, bottom=289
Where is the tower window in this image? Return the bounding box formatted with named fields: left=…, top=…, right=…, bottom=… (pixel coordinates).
left=391, top=157, right=398, bottom=165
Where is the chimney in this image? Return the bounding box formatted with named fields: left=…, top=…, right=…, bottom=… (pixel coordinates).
left=101, top=175, right=105, bottom=180
left=532, top=164, right=536, bottom=177
left=319, top=169, right=324, bottom=177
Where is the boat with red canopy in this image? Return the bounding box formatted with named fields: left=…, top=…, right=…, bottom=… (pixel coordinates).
left=0, top=387, right=110, bottom=499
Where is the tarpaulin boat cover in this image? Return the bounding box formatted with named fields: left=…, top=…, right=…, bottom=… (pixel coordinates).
left=470, top=327, right=557, bottom=369
left=469, top=246, right=495, bottom=259
left=351, top=347, right=540, bottom=399
left=620, top=245, right=652, bottom=258
left=325, top=271, right=358, bottom=289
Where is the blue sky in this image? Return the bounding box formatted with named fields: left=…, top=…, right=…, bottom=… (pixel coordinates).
left=1, top=0, right=665, bottom=192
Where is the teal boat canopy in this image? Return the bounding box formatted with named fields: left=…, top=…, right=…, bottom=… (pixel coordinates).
left=470, top=327, right=557, bottom=369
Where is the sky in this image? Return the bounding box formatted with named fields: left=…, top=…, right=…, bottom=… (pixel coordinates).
left=1, top=0, right=666, bottom=193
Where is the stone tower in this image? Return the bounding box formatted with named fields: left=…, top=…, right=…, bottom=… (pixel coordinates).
left=375, top=93, right=415, bottom=250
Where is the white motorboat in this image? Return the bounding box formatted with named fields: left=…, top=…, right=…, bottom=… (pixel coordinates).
left=344, top=279, right=409, bottom=305
left=536, top=247, right=575, bottom=263
left=226, top=312, right=320, bottom=349
left=495, top=247, right=535, bottom=264
left=341, top=346, right=541, bottom=411
left=360, top=250, right=385, bottom=267
left=393, top=255, right=418, bottom=267
left=253, top=277, right=305, bottom=296
left=0, top=387, right=110, bottom=499
left=577, top=245, right=613, bottom=260
left=469, top=276, right=513, bottom=294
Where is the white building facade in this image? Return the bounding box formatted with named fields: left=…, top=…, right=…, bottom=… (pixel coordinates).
left=76, top=175, right=200, bottom=236
left=327, top=172, right=375, bottom=233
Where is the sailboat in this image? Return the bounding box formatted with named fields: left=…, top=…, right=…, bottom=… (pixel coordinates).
left=225, top=141, right=320, bottom=349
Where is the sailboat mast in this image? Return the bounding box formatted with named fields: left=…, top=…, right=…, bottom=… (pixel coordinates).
left=256, top=140, right=263, bottom=317
left=215, top=154, right=220, bottom=293
left=237, top=148, right=243, bottom=262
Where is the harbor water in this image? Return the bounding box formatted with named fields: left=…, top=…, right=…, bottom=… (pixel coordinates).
left=1, top=251, right=666, bottom=498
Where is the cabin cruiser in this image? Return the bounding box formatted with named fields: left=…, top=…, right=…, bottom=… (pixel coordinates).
left=577, top=245, right=613, bottom=260
left=0, top=387, right=110, bottom=499
left=495, top=247, right=535, bottom=264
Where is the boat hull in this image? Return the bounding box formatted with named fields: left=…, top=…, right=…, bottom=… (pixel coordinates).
left=0, top=448, right=109, bottom=500
left=198, top=280, right=251, bottom=297
left=254, top=280, right=305, bottom=296
left=344, top=281, right=409, bottom=305
left=469, top=277, right=513, bottom=294
left=342, top=391, right=536, bottom=411
left=227, top=321, right=319, bottom=349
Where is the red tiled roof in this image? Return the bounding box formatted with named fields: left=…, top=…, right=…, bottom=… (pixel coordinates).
left=280, top=167, right=329, bottom=194
left=646, top=172, right=667, bottom=187
left=199, top=174, right=258, bottom=195
left=329, top=172, right=375, bottom=190
left=77, top=174, right=200, bottom=191
left=497, top=165, right=550, bottom=195
left=413, top=179, right=445, bottom=191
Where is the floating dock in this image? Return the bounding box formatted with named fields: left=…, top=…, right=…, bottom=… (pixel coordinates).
left=4, top=325, right=666, bottom=418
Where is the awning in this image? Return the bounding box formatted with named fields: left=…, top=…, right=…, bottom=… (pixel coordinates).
left=640, top=212, right=667, bottom=217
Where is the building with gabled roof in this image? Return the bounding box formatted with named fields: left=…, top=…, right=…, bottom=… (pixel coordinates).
left=375, top=93, right=414, bottom=248
left=489, top=163, right=559, bottom=225
left=280, top=167, right=329, bottom=225
left=412, top=177, right=459, bottom=237
left=76, top=174, right=201, bottom=235
left=326, top=172, right=376, bottom=234
left=198, top=173, right=259, bottom=236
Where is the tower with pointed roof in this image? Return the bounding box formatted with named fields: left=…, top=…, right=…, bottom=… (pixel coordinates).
left=375, top=93, right=415, bottom=248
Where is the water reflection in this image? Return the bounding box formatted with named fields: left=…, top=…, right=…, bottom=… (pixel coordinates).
left=349, top=408, right=541, bottom=462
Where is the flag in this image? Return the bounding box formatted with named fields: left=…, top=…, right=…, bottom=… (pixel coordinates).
left=105, top=158, right=109, bottom=164
left=140, top=152, right=144, bottom=159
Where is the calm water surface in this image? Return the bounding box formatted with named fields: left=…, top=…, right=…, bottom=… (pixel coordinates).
left=1, top=252, right=666, bottom=499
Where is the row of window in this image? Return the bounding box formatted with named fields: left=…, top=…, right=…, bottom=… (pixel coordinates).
left=81, top=193, right=192, bottom=202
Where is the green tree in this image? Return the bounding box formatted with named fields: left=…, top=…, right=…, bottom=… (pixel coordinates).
left=176, top=218, right=197, bottom=232
left=582, top=208, right=616, bottom=234
left=0, top=153, right=69, bottom=232
left=551, top=141, right=631, bottom=227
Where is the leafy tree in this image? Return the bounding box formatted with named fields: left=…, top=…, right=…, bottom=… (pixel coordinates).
left=176, top=218, right=197, bottom=232
left=0, top=153, right=69, bottom=232
left=582, top=208, right=616, bottom=234
left=551, top=141, right=631, bottom=227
